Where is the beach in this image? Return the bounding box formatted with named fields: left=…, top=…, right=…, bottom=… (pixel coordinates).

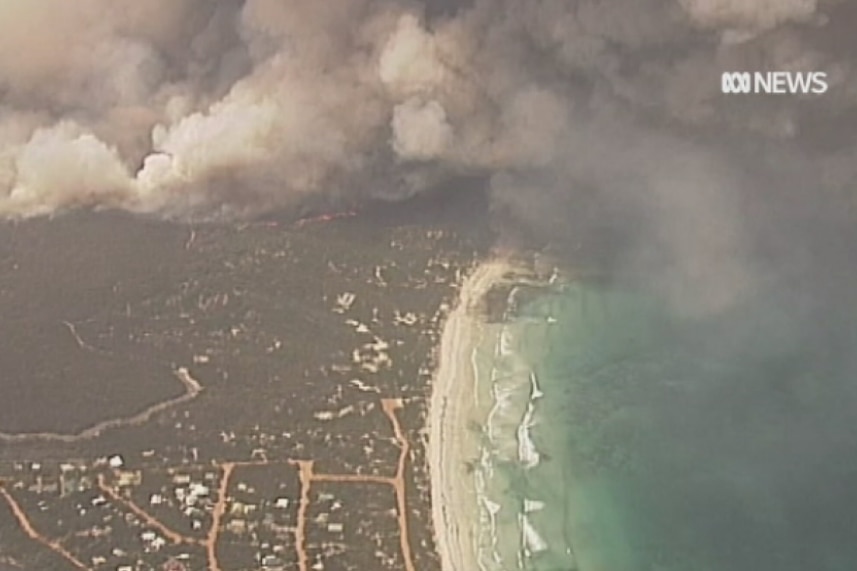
left=429, top=260, right=511, bottom=571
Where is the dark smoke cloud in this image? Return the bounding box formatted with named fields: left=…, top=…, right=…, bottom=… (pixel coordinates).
left=1, top=0, right=853, bottom=216
left=2, top=0, right=856, bottom=312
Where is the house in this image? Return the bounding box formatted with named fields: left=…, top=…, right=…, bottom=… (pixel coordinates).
left=115, top=470, right=142, bottom=488
left=163, top=559, right=187, bottom=571
left=189, top=483, right=209, bottom=497
left=260, top=554, right=285, bottom=570
left=230, top=502, right=257, bottom=516
left=274, top=498, right=290, bottom=509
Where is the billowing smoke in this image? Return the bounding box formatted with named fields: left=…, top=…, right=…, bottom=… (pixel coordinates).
left=2, top=0, right=857, bottom=311
left=0, top=0, right=849, bottom=214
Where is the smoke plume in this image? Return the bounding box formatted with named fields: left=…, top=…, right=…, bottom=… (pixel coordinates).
left=2, top=0, right=857, bottom=311
left=0, top=0, right=851, bottom=215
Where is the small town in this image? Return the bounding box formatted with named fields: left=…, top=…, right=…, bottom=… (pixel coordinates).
left=0, top=398, right=419, bottom=571
left=0, top=209, right=492, bottom=571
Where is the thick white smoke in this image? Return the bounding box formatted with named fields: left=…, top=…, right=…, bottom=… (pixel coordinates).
left=7, top=0, right=857, bottom=316
left=679, top=0, right=819, bottom=33
left=0, top=0, right=854, bottom=241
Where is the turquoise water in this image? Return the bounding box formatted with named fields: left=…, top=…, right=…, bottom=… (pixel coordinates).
left=473, top=278, right=857, bottom=571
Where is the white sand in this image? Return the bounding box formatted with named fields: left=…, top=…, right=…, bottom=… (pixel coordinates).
left=429, top=260, right=511, bottom=571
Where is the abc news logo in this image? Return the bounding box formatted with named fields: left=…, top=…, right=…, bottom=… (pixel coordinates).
left=721, top=71, right=828, bottom=95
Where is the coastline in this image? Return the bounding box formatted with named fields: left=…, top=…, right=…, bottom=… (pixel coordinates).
left=429, top=259, right=512, bottom=571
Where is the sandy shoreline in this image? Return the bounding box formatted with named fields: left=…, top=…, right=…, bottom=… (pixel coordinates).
left=429, top=260, right=511, bottom=571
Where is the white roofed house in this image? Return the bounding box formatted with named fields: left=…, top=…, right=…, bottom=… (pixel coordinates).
left=274, top=497, right=290, bottom=509
left=188, top=482, right=209, bottom=497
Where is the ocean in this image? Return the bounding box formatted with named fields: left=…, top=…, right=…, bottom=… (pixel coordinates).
left=468, top=274, right=857, bottom=571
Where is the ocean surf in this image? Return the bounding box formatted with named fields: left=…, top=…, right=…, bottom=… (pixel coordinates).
left=437, top=261, right=857, bottom=571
